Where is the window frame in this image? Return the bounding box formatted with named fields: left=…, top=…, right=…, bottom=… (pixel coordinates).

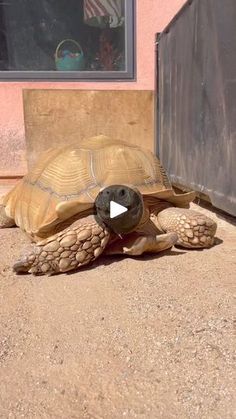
left=0, top=0, right=136, bottom=81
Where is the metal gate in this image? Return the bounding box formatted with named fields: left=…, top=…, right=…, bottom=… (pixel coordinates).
left=156, top=0, right=236, bottom=216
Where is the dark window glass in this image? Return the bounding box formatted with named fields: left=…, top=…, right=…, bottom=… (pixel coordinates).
left=0, top=0, right=135, bottom=79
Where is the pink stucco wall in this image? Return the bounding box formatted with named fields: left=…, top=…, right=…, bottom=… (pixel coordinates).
left=0, top=0, right=185, bottom=176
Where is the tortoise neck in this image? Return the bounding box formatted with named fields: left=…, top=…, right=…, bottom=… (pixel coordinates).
left=135, top=199, right=173, bottom=236
left=143, top=196, right=173, bottom=213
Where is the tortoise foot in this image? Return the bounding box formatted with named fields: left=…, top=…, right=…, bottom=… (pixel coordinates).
left=156, top=208, right=217, bottom=248
left=13, top=217, right=110, bottom=275
left=105, top=232, right=178, bottom=256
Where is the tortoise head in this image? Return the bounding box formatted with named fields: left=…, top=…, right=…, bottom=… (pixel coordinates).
left=95, top=185, right=144, bottom=234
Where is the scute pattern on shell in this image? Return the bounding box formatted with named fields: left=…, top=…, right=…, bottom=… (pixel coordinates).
left=2, top=135, right=173, bottom=237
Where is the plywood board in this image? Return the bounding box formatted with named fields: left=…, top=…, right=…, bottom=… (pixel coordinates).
left=23, top=90, right=154, bottom=169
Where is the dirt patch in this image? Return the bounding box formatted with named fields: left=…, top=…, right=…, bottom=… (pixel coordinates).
left=0, top=203, right=235, bottom=418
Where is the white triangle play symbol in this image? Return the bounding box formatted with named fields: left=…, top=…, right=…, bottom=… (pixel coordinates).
left=110, top=200, right=128, bottom=219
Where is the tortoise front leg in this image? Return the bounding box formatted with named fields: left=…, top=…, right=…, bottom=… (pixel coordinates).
left=13, top=216, right=110, bottom=275
left=153, top=207, right=217, bottom=248
left=105, top=232, right=178, bottom=256
left=0, top=204, right=15, bottom=228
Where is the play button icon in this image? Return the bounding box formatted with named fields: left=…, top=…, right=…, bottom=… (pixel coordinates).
left=110, top=200, right=128, bottom=219
left=95, top=184, right=144, bottom=234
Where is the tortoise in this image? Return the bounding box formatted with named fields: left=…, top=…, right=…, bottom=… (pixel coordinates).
left=0, top=135, right=217, bottom=275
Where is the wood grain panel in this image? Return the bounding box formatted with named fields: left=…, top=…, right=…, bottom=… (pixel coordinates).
left=23, top=90, right=154, bottom=169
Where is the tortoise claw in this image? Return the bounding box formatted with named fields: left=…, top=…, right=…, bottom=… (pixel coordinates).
left=13, top=245, right=38, bottom=274
left=13, top=257, right=33, bottom=274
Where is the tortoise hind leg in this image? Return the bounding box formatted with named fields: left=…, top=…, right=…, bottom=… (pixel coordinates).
left=0, top=204, right=15, bottom=228
left=154, top=207, right=217, bottom=248
left=13, top=216, right=110, bottom=275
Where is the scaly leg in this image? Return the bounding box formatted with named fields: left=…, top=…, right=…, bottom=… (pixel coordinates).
left=13, top=216, right=110, bottom=275
left=0, top=204, right=15, bottom=228
left=153, top=207, right=217, bottom=248
left=105, top=231, right=178, bottom=256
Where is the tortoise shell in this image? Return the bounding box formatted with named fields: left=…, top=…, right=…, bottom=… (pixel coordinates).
left=2, top=135, right=195, bottom=237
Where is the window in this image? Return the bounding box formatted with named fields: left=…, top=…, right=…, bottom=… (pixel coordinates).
left=0, top=0, right=135, bottom=80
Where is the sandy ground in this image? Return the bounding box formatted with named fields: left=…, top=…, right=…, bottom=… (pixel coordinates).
left=0, top=202, right=235, bottom=419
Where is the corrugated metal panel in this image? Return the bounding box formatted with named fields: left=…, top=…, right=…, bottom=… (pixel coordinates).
left=156, top=0, right=236, bottom=216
